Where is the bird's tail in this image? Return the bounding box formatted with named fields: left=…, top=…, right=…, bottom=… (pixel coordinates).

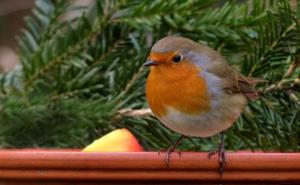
left=243, top=77, right=266, bottom=100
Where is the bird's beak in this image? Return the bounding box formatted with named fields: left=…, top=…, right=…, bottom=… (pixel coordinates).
left=143, top=60, right=159, bottom=67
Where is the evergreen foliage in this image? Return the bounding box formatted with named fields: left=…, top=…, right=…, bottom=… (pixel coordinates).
left=0, top=0, right=299, bottom=151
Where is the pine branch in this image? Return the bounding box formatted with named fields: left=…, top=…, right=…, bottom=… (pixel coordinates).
left=24, top=17, right=101, bottom=88
left=19, top=0, right=69, bottom=76
left=248, top=22, right=298, bottom=76
left=0, top=0, right=299, bottom=150
left=263, top=78, right=300, bottom=94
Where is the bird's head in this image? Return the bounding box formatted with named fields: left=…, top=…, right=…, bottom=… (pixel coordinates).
left=144, top=36, right=199, bottom=67
left=144, top=36, right=212, bottom=81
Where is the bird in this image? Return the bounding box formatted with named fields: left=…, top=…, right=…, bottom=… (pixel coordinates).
left=144, top=36, right=259, bottom=174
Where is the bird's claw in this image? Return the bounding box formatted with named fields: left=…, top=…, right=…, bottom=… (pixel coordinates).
left=208, top=148, right=227, bottom=177
left=208, top=150, right=217, bottom=159
left=165, top=146, right=181, bottom=168
left=218, top=147, right=227, bottom=176
left=208, top=131, right=227, bottom=177
left=158, top=147, right=182, bottom=167
left=157, top=135, right=185, bottom=167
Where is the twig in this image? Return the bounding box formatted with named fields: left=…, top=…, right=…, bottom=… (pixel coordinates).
left=262, top=78, right=300, bottom=94
left=283, top=56, right=300, bottom=78
left=262, top=55, right=300, bottom=94
left=112, top=108, right=153, bottom=123
left=118, top=108, right=153, bottom=117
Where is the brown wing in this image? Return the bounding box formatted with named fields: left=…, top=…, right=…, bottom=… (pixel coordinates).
left=206, top=52, right=259, bottom=101
left=190, top=41, right=260, bottom=100
left=223, top=72, right=259, bottom=100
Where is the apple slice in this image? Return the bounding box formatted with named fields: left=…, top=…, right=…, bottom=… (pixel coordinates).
left=83, top=128, right=143, bottom=152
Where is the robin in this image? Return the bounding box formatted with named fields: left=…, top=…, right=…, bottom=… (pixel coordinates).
left=144, top=36, right=259, bottom=174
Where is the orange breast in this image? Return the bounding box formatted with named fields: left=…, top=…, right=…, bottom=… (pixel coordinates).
left=146, top=62, right=211, bottom=117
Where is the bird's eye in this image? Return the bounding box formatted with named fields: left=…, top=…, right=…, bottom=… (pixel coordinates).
left=172, top=54, right=183, bottom=63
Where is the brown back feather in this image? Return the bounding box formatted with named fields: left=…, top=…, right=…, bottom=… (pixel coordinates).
left=198, top=47, right=260, bottom=101
left=225, top=75, right=259, bottom=100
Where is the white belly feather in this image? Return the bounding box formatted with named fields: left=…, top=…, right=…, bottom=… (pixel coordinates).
left=159, top=94, right=246, bottom=137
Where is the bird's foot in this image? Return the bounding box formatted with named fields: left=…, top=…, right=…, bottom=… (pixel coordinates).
left=158, top=146, right=182, bottom=168
left=208, top=132, right=227, bottom=177
left=208, top=147, right=227, bottom=177
left=165, top=146, right=182, bottom=168
left=158, top=135, right=185, bottom=168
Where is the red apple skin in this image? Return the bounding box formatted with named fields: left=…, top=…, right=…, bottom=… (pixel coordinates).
left=83, top=129, right=144, bottom=152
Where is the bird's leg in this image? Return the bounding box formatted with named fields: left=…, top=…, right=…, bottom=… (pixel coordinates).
left=162, top=135, right=185, bottom=168
left=208, top=131, right=227, bottom=177
left=218, top=131, right=226, bottom=176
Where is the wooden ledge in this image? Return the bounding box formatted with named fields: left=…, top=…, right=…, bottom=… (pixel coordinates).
left=0, top=150, right=299, bottom=184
